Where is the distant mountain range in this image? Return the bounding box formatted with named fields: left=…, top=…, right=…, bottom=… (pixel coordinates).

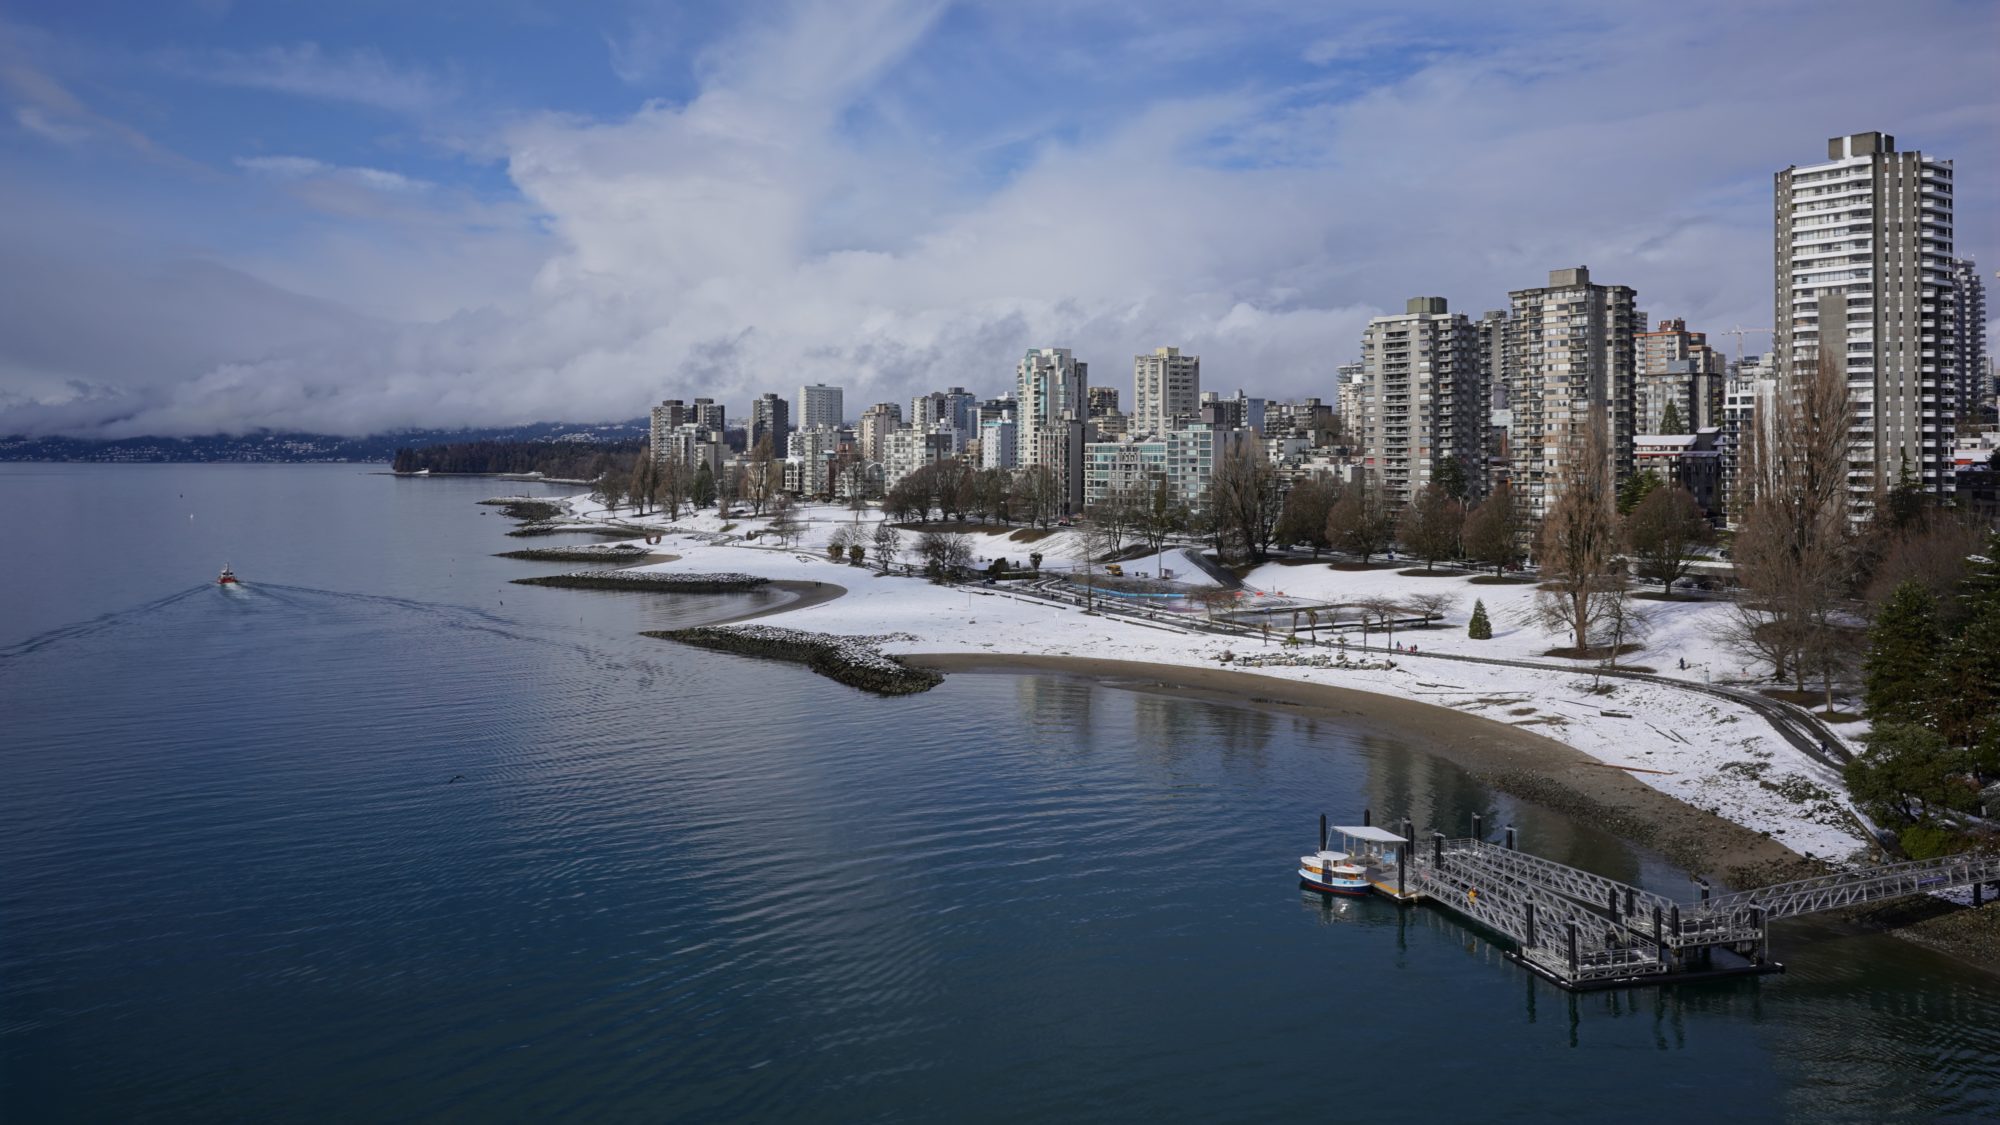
left=0, top=420, right=651, bottom=463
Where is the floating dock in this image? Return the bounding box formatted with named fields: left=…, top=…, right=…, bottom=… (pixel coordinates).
left=1311, top=813, right=2000, bottom=991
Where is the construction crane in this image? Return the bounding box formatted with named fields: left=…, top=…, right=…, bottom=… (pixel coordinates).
left=1727, top=325, right=1774, bottom=364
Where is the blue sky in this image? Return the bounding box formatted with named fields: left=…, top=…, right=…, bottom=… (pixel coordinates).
left=1, top=0, right=1994, bottom=437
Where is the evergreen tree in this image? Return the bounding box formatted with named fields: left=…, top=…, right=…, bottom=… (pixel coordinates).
left=1658, top=400, right=1685, bottom=435
left=1863, top=581, right=1941, bottom=728
left=1881, top=453, right=1927, bottom=531
left=1616, top=469, right=1663, bottom=515
left=1934, top=602, right=2000, bottom=751
left=1467, top=599, right=1493, bottom=640
left=692, top=461, right=717, bottom=508
left=1434, top=455, right=1468, bottom=501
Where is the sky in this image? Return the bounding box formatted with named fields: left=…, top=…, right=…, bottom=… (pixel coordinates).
left=0, top=0, right=1994, bottom=439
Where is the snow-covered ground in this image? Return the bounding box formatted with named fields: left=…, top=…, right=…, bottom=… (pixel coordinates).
left=545, top=496, right=1869, bottom=862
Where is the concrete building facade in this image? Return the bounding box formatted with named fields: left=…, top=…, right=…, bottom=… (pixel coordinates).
left=1357, top=296, right=1484, bottom=507
left=1132, top=346, right=1200, bottom=437
left=1774, top=131, right=1959, bottom=514
left=750, top=393, right=790, bottom=453
left=796, top=384, right=844, bottom=431
left=1949, top=258, right=1990, bottom=422
left=1505, top=266, right=1641, bottom=521
left=1635, top=318, right=1725, bottom=434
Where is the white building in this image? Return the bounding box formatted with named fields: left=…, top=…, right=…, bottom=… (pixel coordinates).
left=1505, top=266, right=1641, bottom=521
left=1719, top=353, right=1778, bottom=525
left=796, top=383, right=844, bottom=431
left=1358, top=297, right=1484, bottom=507
left=1017, top=348, right=1089, bottom=512
left=881, top=427, right=956, bottom=493
left=1949, top=258, right=1989, bottom=421
left=1083, top=422, right=1249, bottom=511
left=1132, top=346, right=1200, bottom=437
left=979, top=418, right=1018, bottom=470
left=786, top=425, right=845, bottom=498
left=1774, top=131, right=1959, bottom=515
left=858, top=402, right=902, bottom=463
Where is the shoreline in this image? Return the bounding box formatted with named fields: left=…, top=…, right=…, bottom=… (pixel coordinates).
left=699, top=580, right=849, bottom=626
left=908, top=653, right=1816, bottom=887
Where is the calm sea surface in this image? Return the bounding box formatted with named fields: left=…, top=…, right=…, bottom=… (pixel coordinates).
left=1, top=463, right=1996, bottom=1123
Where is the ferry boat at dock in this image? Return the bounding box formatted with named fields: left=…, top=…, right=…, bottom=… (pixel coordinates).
left=1298, top=850, right=1370, bottom=895
left=1298, top=820, right=1409, bottom=897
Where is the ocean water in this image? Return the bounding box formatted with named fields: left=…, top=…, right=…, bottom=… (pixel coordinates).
left=1, top=462, right=1996, bottom=1123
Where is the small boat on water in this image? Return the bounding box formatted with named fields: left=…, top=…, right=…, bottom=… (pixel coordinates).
left=1299, top=849, right=1371, bottom=895
left=218, top=565, right=240, bottom=587
left=1298, top=819, right=1410, bottom=897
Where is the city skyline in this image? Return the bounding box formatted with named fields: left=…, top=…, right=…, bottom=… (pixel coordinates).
left=0, top=1, right=1993, bottom=441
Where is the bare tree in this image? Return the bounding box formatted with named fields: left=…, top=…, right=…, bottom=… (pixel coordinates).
left=1398, top=484, right=1465, bottom=572
left=1209, top=443, right=1282, bottom=563
left=1727, top=354, right=1854, bottom=687
left=1084, top=489, right=1135, bottom=552
left=1408, top=592, right=1459, bottom=628
left=720, top=464, right=745, bottom=517
left=745, top=435, right=777, bottom=515
left=916, top=531, right=974, bottom=583
left=1534, top=409, right=1626, bottom=653
left=1356, top=595, right=1403, bottom=647
left=872, top=521, right=902, bottom=572
left=1275, top=474, right=1338, bottom=556
left=767, top=494, right=802, bottom=548
left=628, top=456, right=658, bottom=516
left=1325, top=475, right=1397, bottom=563
left=592, top=470, right=627, bottom=515
left=658, top=458, right=687, bottom=521
left=1077, top=520, right=1119, bottom=612
left=1013, top=465, right=1062, bottom=529
left=1597, top=592, right=1653, bottom=673
left=1625, top=484, right=1711, bottom=594
left=1462, top=480, right=1523, bottom=575
left=1134, top=474, right=1186, bottom=577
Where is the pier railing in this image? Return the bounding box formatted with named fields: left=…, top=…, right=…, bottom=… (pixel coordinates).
left=1344, top=828, right=2000, bottom=989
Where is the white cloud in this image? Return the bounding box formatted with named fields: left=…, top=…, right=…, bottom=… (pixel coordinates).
left=2, top=0, right=1995, bottom=439
left=13, top=104, right=88, bottom=145
left=235, top=155, right=432, bottom=193
left=172, top=42, right=453, bottom=115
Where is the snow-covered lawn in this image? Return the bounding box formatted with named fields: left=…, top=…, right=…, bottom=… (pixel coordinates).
left=543, top=496, right=1869, bottom=862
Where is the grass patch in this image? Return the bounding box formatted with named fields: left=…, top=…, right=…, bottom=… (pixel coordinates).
left=1397, top=567, right=1469, bottom=577
left=1328, top=561, right=1399, bottom=571
left=1008, top=527, right=1057, bottom=543
left=1468, top=574, right=1536, bottom=585
left=1540, top=642, right=1646, bottom=660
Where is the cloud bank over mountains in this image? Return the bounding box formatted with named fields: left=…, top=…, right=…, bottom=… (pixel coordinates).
left=0, top=0, right=1993, bottom=438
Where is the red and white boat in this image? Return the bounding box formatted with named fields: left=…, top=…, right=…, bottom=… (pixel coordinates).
left=218, top=565, right=240, bottom=587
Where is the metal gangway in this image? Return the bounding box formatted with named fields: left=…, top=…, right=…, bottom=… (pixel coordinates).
left=1330, top=815, right=2000, bottom=990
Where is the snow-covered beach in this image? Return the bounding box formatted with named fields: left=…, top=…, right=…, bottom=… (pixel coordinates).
left=510, top=493, right=1876, bottom=880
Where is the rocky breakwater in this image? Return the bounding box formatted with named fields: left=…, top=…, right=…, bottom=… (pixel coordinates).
left=512, top=570, right=770, bottom=593
left=646, top=625, right=942, bottom=696
left=497, top=543, right=658, bottom=562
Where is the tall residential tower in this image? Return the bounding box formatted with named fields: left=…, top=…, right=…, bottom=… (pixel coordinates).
left=1505, top=267, right=1641, bottom=521
left=1774, top=132, right=1959, bottom=513
left=1357, top=297, right=1484, bottom=506
left=1132, top=346, right=1200, bottom=437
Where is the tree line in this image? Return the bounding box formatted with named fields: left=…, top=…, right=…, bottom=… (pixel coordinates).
left=392, top=439, right=646, bottom=479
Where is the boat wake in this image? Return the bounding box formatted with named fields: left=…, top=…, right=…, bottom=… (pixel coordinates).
left=0, top=586, right=211, bottom=661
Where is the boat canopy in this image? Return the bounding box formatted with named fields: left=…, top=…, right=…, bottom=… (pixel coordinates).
left=1331, top=825, right=1408, bottom=845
